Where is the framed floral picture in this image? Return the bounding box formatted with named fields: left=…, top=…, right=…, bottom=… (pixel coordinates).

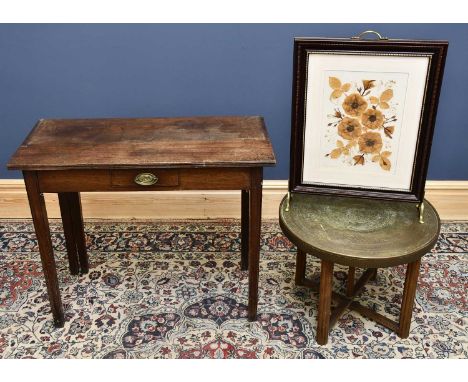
left=289, top=34, right=448, bottom=202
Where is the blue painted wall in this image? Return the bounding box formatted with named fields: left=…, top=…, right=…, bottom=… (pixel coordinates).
left=1, top=24, right=467, bottom=180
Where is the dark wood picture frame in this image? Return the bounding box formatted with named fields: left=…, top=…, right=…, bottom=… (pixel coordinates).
left=289, top=35, right=448, bottom=202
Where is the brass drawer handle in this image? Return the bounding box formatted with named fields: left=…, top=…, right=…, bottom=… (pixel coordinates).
left=134, top=172, right=158, bottom=186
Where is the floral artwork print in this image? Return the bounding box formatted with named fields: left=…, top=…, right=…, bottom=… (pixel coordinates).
left=326, top=76, right=398, bottom=171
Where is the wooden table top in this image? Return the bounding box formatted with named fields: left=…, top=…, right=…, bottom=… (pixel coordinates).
left=279, top=193, right=440, bottom=268
left=8, top=116, right=276, bottom=170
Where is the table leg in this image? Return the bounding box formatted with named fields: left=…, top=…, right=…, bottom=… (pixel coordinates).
left=23, top=171, right=64, bottom=327
left=240, top=190, right=249, bottom=271
left=58, top=192, right=89, bottom=274
left=398, top=259, right=421, bottom=338
left=295, top=249, right=307, bottom=286
left=370, top=268, right=378, bottom=281
left=346, top=267, right=355, bottom=297
left=248, top=168, right=262, bottom=321
left=70, top=193, right=88, bottom=274
left=58, top=193, right=80, bottom=275
left=316, top=260, right=334, bottom=345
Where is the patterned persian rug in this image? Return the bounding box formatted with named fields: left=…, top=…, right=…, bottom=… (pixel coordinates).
left=0, top=219, right=466, bottom=359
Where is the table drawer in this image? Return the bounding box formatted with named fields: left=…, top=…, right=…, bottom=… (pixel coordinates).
left=111, top=169, right=179, bottom=188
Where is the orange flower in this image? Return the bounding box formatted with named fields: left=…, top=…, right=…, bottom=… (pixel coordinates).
left=358, top=132, right=383, bottom=154
left=342, top=93, right=367, bottom=117
left=361, top=109, right=384, bottom=129
left=337, top=117, right=362, bottom=140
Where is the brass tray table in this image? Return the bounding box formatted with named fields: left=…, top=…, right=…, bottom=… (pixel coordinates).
left=279, top=193, right=440, bottom=345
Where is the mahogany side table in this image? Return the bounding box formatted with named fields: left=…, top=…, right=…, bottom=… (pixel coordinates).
left=8, top=116, right=276, bottom=327
left=279, top=193, right=440, bottom=345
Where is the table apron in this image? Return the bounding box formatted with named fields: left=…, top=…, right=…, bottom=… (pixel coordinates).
left=36, top=168, right=255, bottom=192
